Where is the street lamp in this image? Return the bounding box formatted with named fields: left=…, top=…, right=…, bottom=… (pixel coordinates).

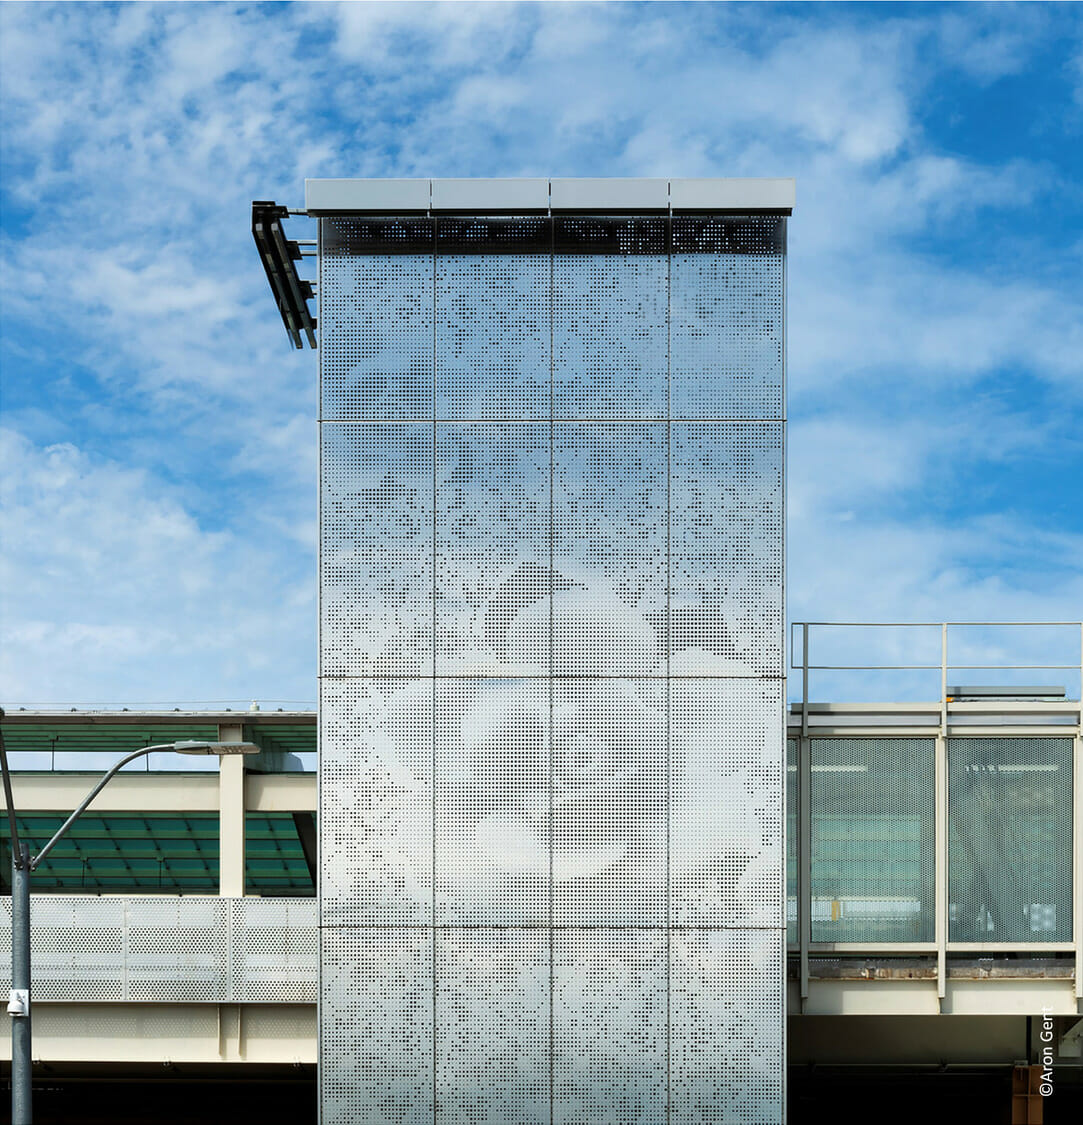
left=0, top=712, right=258, bottom=1125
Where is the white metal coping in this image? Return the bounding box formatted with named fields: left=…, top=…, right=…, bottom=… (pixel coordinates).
left=304, top=177, right=795, bottom=215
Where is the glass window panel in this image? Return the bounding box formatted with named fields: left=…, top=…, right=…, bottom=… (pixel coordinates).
left=1, top=814, right=219, bottom=893
left=810, top=738, right=935, bottom=943
left=949, top=737, right=1072, bottom=943
left=245, top=812, right=315, bottom=895
left=787, top=737, right=798, bottom=948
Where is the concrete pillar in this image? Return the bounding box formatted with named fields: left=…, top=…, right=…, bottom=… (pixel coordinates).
left=218, top=722, right=246, bottom=897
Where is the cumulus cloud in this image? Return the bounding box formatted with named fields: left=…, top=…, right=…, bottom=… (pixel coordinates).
left=1, top=1, right=1080, bottom=705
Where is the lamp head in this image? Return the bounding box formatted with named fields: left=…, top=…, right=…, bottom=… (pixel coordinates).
left=172, top=740, right=260, bottom=756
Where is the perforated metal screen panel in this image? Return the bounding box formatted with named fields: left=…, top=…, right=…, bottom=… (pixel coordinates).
left=0, top=897, right=316, bottom=1002
left=810, top=738, right=935, bottom=943
left=948, top=737, right=1073, bottom=943
left=319, top=210, right=785, bottom=1123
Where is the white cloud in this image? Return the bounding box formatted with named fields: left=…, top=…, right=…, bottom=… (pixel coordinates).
left=0, top=2, right=1079, bottom=704
left=0, top=429, right=314, bottom=703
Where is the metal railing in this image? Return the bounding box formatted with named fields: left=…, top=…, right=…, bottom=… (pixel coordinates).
left=791, top=620, right=1083, bottom=729
left=786, top=623, right=1083, bottom=1010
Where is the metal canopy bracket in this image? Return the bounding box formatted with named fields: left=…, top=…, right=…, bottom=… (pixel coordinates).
left=251, top=201, right=317, bottom=350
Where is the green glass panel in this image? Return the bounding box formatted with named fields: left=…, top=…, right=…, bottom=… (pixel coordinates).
left=1, top=813, right=220, bottom=893
left=810, top=738, right=935, bottom=943
left=948, top=737, right=1072, bottom=943
left=244, top=813, right=315, bottom=896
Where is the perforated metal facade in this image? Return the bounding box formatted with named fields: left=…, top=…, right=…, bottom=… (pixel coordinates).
left=318, top=204, right=786, bottom=1123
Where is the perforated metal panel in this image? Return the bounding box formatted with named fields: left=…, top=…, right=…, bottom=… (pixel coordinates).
left=554, top=231, right=668, bottom=418
left=811, top=738, right=935, bottom=943
left=321, top=423, right=433, bottom=677
left=321, top=926, right=433, bottom=1124
left=321, top=678, right=433, bottom=926
left=948, top=737, right=1072, bottom=943
left=318, top=206, right=786, bottom=1123
left=5, top=897, right=125, bottom=1001
left=320, top=226, right=434, bottom=421
left=670, top=927, right=785, bottom=1124
left=671, top=216, right=785, bottom=421
left=232, top=898, right=319, bottom=1003
left=435, top=678, right=549, bottom=925
left=670, top=679, right=784, bottom=927
left=552, top=423, right=667, bottom=676
left=552, top=928, right=667, bottom=1122
left=435, top=928, right=549, bottom=1123
left=670, top=422, right=784, bottom=676
left=437, top=424, right=550, bottom=675
left=553, top=678, right=666, bottom=926
left=437, top=249, right=550, bottom=420
left=0, top=896, right=316, bottom=1002
left=126, top=896, right=228, bottom=1001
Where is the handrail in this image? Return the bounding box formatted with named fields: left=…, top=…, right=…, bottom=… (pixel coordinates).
left=790, top=620, right=1083, bottom=705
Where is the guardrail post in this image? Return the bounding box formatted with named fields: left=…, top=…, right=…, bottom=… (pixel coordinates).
left=935, top=732, right=948, bottom=1006
left=799, top=734, right=811, bottom=1008
left=1074, top=728, right=1082, bottom=1007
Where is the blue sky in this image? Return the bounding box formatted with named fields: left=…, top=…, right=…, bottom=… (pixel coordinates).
left=1, top=1, right=1081, bottom=708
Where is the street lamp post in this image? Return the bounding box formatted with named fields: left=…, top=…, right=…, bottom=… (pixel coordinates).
left=0, top=712, right=257, bottom=1125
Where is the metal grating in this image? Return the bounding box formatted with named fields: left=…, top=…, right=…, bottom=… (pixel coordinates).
left=0, top=896, right=316, bottom=1002
left=318, top=210, right=786, bottom=1122
left=810, top=738, right=935, bottom=943
left=948, top=737, right=1073, bottom=943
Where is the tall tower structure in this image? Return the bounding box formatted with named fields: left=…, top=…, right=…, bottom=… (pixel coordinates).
left=307, top=177, right=792, bottom=1123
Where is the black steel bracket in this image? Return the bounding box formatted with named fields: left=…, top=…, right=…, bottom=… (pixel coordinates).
left=252, top=201, right=317, bottom=349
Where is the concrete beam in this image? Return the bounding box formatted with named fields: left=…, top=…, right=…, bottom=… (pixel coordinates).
left=2, top=771, right=314, bottom=814
left=0, top=1003, right=315, bottom=1065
